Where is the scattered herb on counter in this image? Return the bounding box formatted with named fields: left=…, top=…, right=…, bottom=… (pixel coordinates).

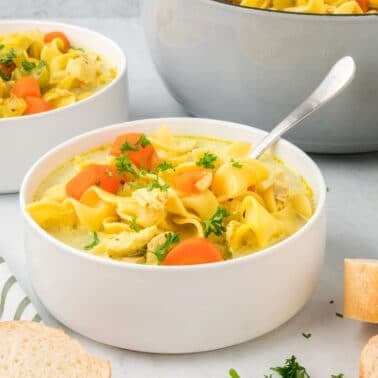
left=230, top=159, right=243, bottom=168
left=196, top=151, right=217, bottom=169
left=268, top=355, right=310, bottom=378
left=229, top=368, right=240, bottom=378
left=302, top=332, right=312, bottom=339
left=331, top=375, right=344, bottom=378
left=336, top=312, right=343, bottom=318
left=130, top=215, right=139, bottom=232
left=153, top=232, right=180, bottom=262
left=156, top=161, right=175, bottom=172
left=84, top=232, right=100, bottom=250
left=202, top=206, right=229, bottom=237
left=329, top=300, right=334, bottom=304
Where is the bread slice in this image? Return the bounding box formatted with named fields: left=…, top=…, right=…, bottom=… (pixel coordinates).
left=360, top=335, right=378, bottom=378
left=0, top=321, right=111, bottom=378
left=344, top=258, right=378, bottom=323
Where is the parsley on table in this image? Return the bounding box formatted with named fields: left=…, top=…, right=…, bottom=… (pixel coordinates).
left=84, top=232, right=100, bottom=250
left=130, top=215, right=139, bottom=232
left=268, top=355, right=310, bottom=378
left=115, top=154, right=139, bottom=178
left=202, top=206, right=229, bottom=237
left=336, top=312, right=343, bottom=318
left=196, top=151, right=217, bottom=169
left=230, top=158, right=243, bottom=168
left=153, top=232, right=180, bottom=262
left=302, top=332, right=312, bottom=339
left=331, top=375, right=344, bottom=378
left=229, top=368, right=240, bottom=378
left=156, top=161, right=175, bottom=172
left=22, top=60, right=36, bottom=71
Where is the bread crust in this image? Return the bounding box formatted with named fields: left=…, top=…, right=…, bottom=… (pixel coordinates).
left=344, top=258, right=378, bottom=323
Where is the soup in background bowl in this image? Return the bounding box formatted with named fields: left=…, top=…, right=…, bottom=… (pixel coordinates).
left=20, top=117, right=326, bottom=353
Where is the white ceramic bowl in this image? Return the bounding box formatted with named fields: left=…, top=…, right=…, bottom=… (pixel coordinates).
left=141, top=0, right=378, bottom=153
left=20, top=118, right=326, bottom=353
left=0, top=20, right=128, bottom=193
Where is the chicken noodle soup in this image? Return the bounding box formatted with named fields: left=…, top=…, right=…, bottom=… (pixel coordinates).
left=0, top=29, right=116, bottom=117
left=222, top=0, right=375, bottom=14
left=27, top=126, right=314, bottom=265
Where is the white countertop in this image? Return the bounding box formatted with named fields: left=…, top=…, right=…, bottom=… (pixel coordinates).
left=1, top=17, right=378, bottom=377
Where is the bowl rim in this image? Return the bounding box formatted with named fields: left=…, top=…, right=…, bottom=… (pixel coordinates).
left=0, top=19, right=127, bottom=124
left=207, top=0, right=378, bottom=17
left=20, top=117, right=327, bottom=272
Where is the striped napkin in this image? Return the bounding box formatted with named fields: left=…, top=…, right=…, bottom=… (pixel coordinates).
left=0, top=256, right=41, bottom=322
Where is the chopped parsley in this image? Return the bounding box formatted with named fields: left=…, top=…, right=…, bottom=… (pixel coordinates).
left=230, top=159, right=243, bottom=168
left=0, top=48, right=15, bottom=65
left=147, top=177, right=169, bottom=192
left=0, top=44, right=4, bottom=50
left=202, top=206, right=229, bottom=237
left=115, top=154, right=139, bottom=178
left=196, top=151, right=217, bottom=169
left=331, top=375, right=344, bottom=378
left=120, top=134, right=151, bottom=153
left=84, top=232, right=100, bottom=250
left=152, top=232, right=180, bottom=262
left=302, top=332, right=312, bottom=339
left=268, top=355, right=310, bottom=378
left=156, top=161, right=175, bottom=172
left=229, top=368, right=240, bottom=378
left=130, top=215, right=139, bottom=232
left=120, top=140, right=138, bottom=152
left=0, top=49, right=15, bottom=80
left=70, top=46, right=85, bottom=51
left=22, top=60, right=36, bottom=71
left=136, top=134, right=151, bottom=148
left=336, top=312, right=343, bottom=318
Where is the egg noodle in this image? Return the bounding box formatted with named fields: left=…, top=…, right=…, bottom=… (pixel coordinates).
left=0, top=29, right=116, bottom=118
left=224, top=0, right=375, bottom=14
left=27, top=126, right=314, bottom=265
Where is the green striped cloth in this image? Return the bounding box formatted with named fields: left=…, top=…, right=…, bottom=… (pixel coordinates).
left=0, top=256, right=41, bottom=322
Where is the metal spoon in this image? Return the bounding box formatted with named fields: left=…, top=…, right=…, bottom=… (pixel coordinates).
left=250, top=56, right=356, bottom=159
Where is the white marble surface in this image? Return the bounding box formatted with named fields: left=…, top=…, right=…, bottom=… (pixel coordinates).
left=1, top=17, right=378, bottom=377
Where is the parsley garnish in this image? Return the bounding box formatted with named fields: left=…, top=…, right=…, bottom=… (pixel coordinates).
left=130, top=215, right=139, bottom=232
left=302, top=332, right=312, bottom=339
left=336, top=312, right=343, bottom=318
left=230, top=159, right=243, bottom=168
left=120, top=140, right=138, bottom=152
left=0, top=48, right=15, bottom=65
left=84, top=232, right=100, bottom=250
left=136, top=134, right=151, bottom=148
left=22, top=60, right=36, bottom=71
left=229, top=368, right=240, bottom=378
left=269, top=355, right=310, bottom=378
left=331, top=375, right=344, bottom=378
left=156, top=161, right=175, bottom=172
left=196, top=151, right=217, bottom=169
left=202, top=206, right=229, bottom=237
left=115, top=154, right=139, bottom=178
left=147, top=177, right=169, bottom=192
left=0, top=44, right=4, bottom=50
left=70, top=46, right=85, bottom=51
left=152, top=232, right=180, bottom=262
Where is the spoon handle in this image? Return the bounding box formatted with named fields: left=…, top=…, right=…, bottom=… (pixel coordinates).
left=250, top=56, right=356, bottom=159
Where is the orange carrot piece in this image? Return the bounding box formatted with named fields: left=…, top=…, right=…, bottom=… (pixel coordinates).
left=13, top=77, right=41, bottom=98
left=357, top=0, right=368, bottom=11
left=44, top=31, right=70, bottom=51
left=172, top=169, right=209, bottom=194
left=0, top=61, right=15, bottom=79
left=66, top=164, right=121, bottom=201
left=163, top=237, right=224, bottom=265
left=23, top=97, right=52, bottom=115
left=110, top=133, right=159, bottom=169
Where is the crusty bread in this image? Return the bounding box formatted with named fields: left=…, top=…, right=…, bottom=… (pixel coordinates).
left=0, top=321, right=111, bottom=378
left=360, top=335, right=378, bottom=378
left=344, top=258, right=378, bottom=323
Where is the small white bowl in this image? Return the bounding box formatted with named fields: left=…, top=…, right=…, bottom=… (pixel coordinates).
left=0, top=20, right=128, bottom=193
left=20, top=118, right=326, bottom=353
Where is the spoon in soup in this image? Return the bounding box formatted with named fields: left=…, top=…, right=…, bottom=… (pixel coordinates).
left=250, top=56, right=356, bottom=159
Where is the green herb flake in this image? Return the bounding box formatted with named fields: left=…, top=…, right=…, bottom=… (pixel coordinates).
left=22, top=60, right=36, bottom=71
left=37, top=60, right=46, bottom=69
left=130, top=215, right=139, bottom=232
left=202, top=206, right=229, bottom=237
left=115, top=154, right=139, bottom=178
left=70, top=46, right=85, bottom=52
left=0, top=48, right=15, bottom=65
left=336, top=312, right=343, bottom=318
left=136, top=134, right=151, bottom=148
left=230, top=159, right=243, bottom=168
left=269, top=355, right=310, bottom=378
left=302, top=332, right=312, bottom=339
left=156, top=161, right=175, bottom=172
left=147, top=177, right=170, bottom=192
left=120, top=140, right=138, bottom=152
left=0, top=44, right=4, bottom=50
left=153, top=232, right=180, bottom=262
left=331, top=374, right=344, bottom=378
left=229, top=368, right=240, bottom=378
left=84, top=232, right=100, bottom=250
left=196, top=151, right=217, bottom=169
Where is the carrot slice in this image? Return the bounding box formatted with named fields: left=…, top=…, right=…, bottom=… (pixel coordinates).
left=110, top=133, right=159, bottom=169
left=0, top=61, right=15, bottom=79
left=172, top=169, right=209, bottom=194
left=66, top=164, right=121, bottom=201
left=163, top=237, right=224, bottom=265
left=13, top=77, right=41, bottom=98
left=357, top=0, right=368, bottom=11
left=23, top=97, right=52, bottom=115
left=44, top=31, right=70, bottom=51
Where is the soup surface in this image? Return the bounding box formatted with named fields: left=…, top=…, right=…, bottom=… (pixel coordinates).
left=27, top=126, right=314, bottom=265
left=0, top=29, right=116, bottom=117
left=221, top=0, right=374, bottom=14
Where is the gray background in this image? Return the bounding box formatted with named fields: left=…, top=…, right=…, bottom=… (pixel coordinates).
left=0, top=0, right=140, bottom=18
